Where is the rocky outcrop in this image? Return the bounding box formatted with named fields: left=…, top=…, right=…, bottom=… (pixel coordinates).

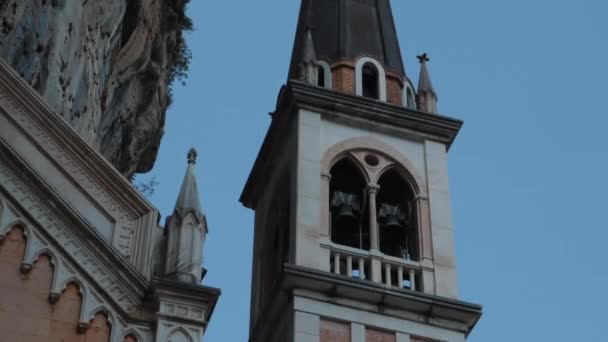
left=0, top=0, right=192, bottom=177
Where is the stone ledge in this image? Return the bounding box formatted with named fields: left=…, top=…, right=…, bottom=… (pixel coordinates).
left=282, top=263, right=482, bottom=336
left=287, top=81, right=463, bottom=148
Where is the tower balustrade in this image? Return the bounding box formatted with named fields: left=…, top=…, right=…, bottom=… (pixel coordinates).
left=326, top=242, right=423, bottom=292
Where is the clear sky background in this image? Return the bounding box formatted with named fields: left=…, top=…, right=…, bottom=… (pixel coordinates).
left=137, top=0, right=608, bottom=341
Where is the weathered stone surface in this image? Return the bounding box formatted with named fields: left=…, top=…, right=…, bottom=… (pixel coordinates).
left=0, top=0, right=190, bottom=176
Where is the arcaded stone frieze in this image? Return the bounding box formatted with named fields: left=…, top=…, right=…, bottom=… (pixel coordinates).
left=0, top=0, right=191, bottom=177
left=0, top=159, right=146, bottom=321
left=0, top=228, right=151, bottom=341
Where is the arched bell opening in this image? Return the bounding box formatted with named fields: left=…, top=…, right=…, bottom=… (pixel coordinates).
left=362, top=63, right=380, bottom=99
left=329, top=158, right=369, bottom=250
left=377, top=168, right=419, bottom=261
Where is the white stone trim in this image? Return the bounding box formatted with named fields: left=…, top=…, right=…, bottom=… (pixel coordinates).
left=316, top=60, right=332, bottom=89
left=355, top=57, right=387, bottom=102
left=402, top=82, right=416, bottom=109
left=167, top=327, right=195, bottom=342
left=156, top=322, right=202, bottom=342
left=294, top=311, right=320, bottom=342
left=121, top=328, right=146, bottom=342
left=396, top=332, right=412, bottom=342
left=0, top=218, right=28, bottom=239
left=351, top=322, right=365, bottom=342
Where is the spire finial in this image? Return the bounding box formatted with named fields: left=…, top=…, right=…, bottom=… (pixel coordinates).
left=416, top=52, right=438, bottom=114
left=187, top=148, right=198, bottom=165
left=301, top=29, right=317, bottom=64
left=417, top=53, right=430, bottom=64
left=299, top=29, right=318, bottom=85
left=165, top=147, right=207, bottom=284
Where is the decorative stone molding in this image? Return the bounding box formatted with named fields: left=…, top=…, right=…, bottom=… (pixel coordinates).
left=151, top=278, right=220, bottom=342
left=0, top=62, right=158, bottom=272
left=156, top=324, right=200, bottom=342
left=0, top=89, right=136, bottom=256
left=321, top=136, right=427, bottom=194
left=0, top=159, right=143, bottom=317
left=0, top=202, right=154, bottom=341
left=0, top=203, right=23, bottom=239
left=160, top=300, right=207, bottom=323
left=121, top=328, right=147, bottom=342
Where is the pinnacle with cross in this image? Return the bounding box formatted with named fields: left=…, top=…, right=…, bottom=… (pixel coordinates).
left=417, top=53, right=430, bottom=63
left=187, top=148, right=198, bottom=164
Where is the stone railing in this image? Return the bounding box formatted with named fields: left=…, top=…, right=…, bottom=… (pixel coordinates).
left=380, top=254, right=420, bottom=291
left=328, top=243, right=422, bottom=292
left=330, top=244, right=371, bottom=280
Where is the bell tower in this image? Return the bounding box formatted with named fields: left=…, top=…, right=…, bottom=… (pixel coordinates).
left=241, top=1, right=482, bottom=341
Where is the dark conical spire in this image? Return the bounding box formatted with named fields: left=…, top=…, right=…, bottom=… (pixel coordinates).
left=416, top=53, right=438, bottom=113
left=289, top=0, right=405, bottom=79
left=174, top=148, right=204, bottom=219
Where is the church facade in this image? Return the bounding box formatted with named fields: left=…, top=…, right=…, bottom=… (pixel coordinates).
left=0, top=57, right=219, bottom=340
left=241, top=0, right=482, bottom=341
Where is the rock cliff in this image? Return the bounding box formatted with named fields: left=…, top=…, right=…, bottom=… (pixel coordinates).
left=0, top=0, right=192, bottom=177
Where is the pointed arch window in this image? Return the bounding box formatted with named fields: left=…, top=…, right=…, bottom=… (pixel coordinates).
left=329, top=158, right=369, bottom=250
left=376, top=168, right=419, bottom=261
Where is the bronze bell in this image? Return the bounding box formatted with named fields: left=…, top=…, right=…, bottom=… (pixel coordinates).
left=378, top=204, right=406, bottom=229
left=331, top=191, right=361, bottom=221
left=336, top=202, right=356, bottom=220
left=331, top=191, right=362, bottom=248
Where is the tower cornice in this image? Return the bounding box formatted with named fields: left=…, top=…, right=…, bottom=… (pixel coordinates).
left=282, top=264, right=483, bottom=335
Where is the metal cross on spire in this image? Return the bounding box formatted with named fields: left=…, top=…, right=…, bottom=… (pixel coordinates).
left=417, top=53, right=430, bottom=63
left=187, top=148, right=198, bottom=164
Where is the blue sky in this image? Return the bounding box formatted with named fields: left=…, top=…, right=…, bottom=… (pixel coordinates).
left=139, top=0, right=608, bottom=340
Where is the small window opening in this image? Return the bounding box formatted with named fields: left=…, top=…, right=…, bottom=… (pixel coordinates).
left=377, top=168, right=419, bottom=260
left=317, top=66, right=325, bottom=88
left=406, top=88, right=416, bottom=109
left=329, top=159, right=369, bottom=250
left=362, top=63, right=379, bottom=99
